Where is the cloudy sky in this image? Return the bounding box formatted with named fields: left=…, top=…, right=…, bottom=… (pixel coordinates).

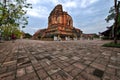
left=23, top=0, right=114, bottom=35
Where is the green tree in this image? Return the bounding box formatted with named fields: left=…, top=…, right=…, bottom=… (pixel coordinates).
left=105, top=6, right=115, bottom=22
left=0, top=0, right=32, bottom=40
left=105, top=0, right=120, bottom=44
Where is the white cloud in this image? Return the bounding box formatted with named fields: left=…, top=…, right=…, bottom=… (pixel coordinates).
left=25, top=27, right=40, bottom=31
left=80, top=0, right=99, bottom=8
left=27, top=0, right=41, bottom=4
left=49, top=0, right=59, bottom=4
left=63, top=1, right=77, bottom=9
left=26, top=0, right=78, bottom=18
left=27, top=0, right=59, bottom=5
left=24, top=0, right=113, bottom=35
left=39, top=0, right=77, bottom=9
left=83, top=7, right=97, bottom=14
left=23, top=27, right=43, bottom=35
left=81, top=20, right=113, bottom=34
left=26, top=0, right=99, bottom=18
left=27, top=6, right=49, bottom=18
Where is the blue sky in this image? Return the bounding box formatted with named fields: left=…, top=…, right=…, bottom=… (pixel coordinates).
left=24, top=0, right=114, bottom=35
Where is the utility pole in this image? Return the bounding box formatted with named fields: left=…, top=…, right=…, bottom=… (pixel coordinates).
left=114, top=0, right=119, bottom=44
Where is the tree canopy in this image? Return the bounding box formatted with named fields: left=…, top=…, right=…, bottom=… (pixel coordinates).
left=105, top=1, right=120, bottom=44
left=0, top=0, right=32, bottom=40
left=105, top=4, right=120, bottom=24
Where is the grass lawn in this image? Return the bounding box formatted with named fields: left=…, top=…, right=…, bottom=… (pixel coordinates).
left=102, top=42, right=120, bottom=48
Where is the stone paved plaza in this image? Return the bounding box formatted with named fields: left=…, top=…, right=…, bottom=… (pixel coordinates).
left=0, top=39, right=120, bottom=80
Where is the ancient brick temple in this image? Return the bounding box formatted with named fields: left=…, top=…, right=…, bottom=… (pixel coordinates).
left=32, top=4, right=82, bottom=40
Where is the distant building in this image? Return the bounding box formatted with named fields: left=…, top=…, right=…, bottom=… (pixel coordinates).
left=100, top=25, right=120, bottom=40
left=100, top=26, right=113, bottom=40
left=32, top=4, right=82, bottom=40
left=81, top=33, right=99, bottom=40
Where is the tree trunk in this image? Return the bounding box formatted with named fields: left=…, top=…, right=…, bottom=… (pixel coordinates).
left=114, top=0, right=118, bottom=44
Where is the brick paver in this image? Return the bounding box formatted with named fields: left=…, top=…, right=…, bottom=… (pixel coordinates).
left=0, top=39, right=120, bottom=80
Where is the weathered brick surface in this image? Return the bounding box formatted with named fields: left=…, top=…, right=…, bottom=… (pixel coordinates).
left=44, top=77, right=52, bottom=80
left=0, top=71, right=15, bottom=80
left=63, top=65, right=75, bottom=73
left=16, top=72, right=39, bottom=80
left=25, top=66, right=34, bottom=73
left=90, top=62, right=106, bottom=71
left=16, top=68, right=26, bottom=77
left=37, top=69, right=48, bottom=79
left=69, top=68, right=81, bottom=77
left=0, top=39, right=119, bottom=80
left=51, top=72, right=64, bottom=80
left=73, top=62, right=87, bottom=70
left=80, top=72, right=101, bottom=80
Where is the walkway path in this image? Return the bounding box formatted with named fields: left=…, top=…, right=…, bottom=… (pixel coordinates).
left=0, top=39, right=120, bottom=80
